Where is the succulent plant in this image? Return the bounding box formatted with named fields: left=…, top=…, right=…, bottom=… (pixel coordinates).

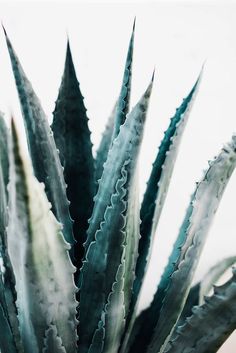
left=0, top=21, right=235, bottom=353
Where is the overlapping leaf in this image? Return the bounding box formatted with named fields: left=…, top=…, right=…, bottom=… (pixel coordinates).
left=95, top=19, right=135, bottom=185
left=79, top=77, right=153, bottom=353
left=52, top=40, right=95, bottom=268
left=0, top=117, right=22, bottom=353
left=165, top=269, right=236, bottom=353
left=120, top=71, right=202, bottom=353
left=7, top=120, right=78, bottom=353
left=129, top=134, right=236, bottom=353
left=132, top=70, right=202, bottom=313
left=4, top=29, right=74, bottom=245
left=177, top=255, right=236, bottom=326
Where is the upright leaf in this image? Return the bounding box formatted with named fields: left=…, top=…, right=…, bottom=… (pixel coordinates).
left=52, top=40, right=95, bottom=268
left=133, top=71, right=202, bottom=311
left=121, top=71, right=202, bottom=353
left=111, top=19, right=135, bottom=142
left=165, top=269, right=236, bottom=353
left=3, top=28, right=74, bottom=244
left=7, top=120, right=78, bottom=353
left=95, top=19, right=135, bottom=184
left=129, top=134, right=236, bottom=353
left=78, top=77, right=153, bottom=353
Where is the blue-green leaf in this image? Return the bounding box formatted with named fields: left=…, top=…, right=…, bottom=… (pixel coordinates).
left=198, top=255, right=236, bottom=305
left=42, top=325, right=67, bottom=353
left=4, top=28, right=74, bottom=245
left=111, top=19, right=135, bottom=142
left=7, top=120, right=78, bottom=353
left=52, top=40, right=95, bottom=268
left=133, top=71, right=202, bottom=311
left=0, top=301, right=18, bottom=353
left=79, top=77, right=153, bottom=353
left=129, top=134, right=236, bottom=353
left=95, top=19, right=135, bottom=185
left=0, top=113, right=9, bottom=195
left=176, top=255, right=236, bottom=328
left=103, top=254, right=126, bottom=353
left=165, top=269, right=236, bottom=353
left=88, top=317, right=105, bottom=353
left=95, top=103, right=116, bottom=183
left=0, top=121, right=22, bottom=353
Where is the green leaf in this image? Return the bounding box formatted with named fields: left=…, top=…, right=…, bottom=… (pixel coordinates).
left=95, top=103, right=116, bottom=183
left=3, top=28, right=74, bottom=245
left=79, top=77, right=153, bottom=353
left=52, top=40, right=95, bottom=269
left=111, top=19, right=135, bottom=142
left=129, top=134, right=236, bottom=353
left=165, top=269, right=236, bottom=353
left=7, top=120, right=78, bottom=353
left=133, top=70, right=202, bottom=311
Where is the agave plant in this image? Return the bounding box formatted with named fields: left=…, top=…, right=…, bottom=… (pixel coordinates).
left=0, top=21, right=235, bottom=353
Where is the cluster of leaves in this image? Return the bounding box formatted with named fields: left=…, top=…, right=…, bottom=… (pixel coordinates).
left=0, top=22, right=235, bottom=353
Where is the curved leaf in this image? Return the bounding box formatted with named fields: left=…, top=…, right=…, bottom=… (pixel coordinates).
left=177, top=255, right=236, bottom=327
left=199, top=255, right=236, bottom=304
left=4, top=28, right=74, bottom=245
left=129, top=134, right=236, bottom=353
left=7, top=120, right=78, bottom=353
left=52, top=40, right=95, bottom=268
left=165, top=269, right=236, bottom=353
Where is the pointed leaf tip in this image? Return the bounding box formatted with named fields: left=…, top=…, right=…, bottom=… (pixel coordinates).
left=194, top=64, right=204, bottom=89
left=1, top=23, right=7, bottom=36
left=151, top=68, right=155, bottom=83
left=133, top=17, right=136, bottom=31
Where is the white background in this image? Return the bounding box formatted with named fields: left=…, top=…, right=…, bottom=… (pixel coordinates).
left=0, top=0, right=235, bottom=351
